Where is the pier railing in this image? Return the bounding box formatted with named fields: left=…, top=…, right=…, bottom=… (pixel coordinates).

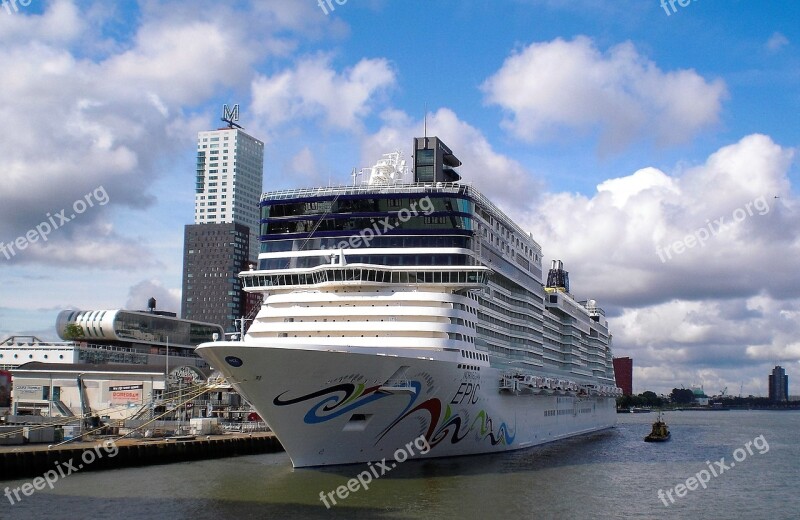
left=221, top=421, right=270, bottom=433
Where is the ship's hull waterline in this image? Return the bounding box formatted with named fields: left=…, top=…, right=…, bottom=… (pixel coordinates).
left=197, top=342, right=618, bottom=467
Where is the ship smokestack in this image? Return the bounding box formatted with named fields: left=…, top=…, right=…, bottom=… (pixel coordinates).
left=546, top=260, right=570, bottom=293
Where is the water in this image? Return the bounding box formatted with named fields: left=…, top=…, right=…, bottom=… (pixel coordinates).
left=2, top=411, right=797, bottom=519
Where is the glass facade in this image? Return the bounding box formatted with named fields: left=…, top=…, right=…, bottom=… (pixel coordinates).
left=262, top=235, right=472, bottom=253
left=113, top=312, right=223, bottom=347
left=415, top=149, right=435, bottom=182
left=261, top=214, right=473, bottom=236
left=262, top=194, right=472, bottom=219
left=260, top=194, right=475, bottom=240
left=182, top=222, right=252, bottom=332
left=259, top=252, right=478, bottom=270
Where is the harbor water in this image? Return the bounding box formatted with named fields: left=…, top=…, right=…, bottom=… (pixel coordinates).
left=2, top=411, right=798, bottom=519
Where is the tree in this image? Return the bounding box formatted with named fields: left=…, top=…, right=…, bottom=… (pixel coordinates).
left=63, top=323, right=84, bottom=340
left=670, top=388, right=694, bottom=404
left=640, top=391, right=663, bottom=407
left=618, top=391, right=663, bottom=409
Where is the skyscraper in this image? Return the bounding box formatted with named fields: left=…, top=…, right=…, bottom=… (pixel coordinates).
left=182, top=121, right=265, bottom=333
left=194, top=127, right=264, bottom=262
left=768, top=365, right=789, bottom=402
left=613, top=357, right=633, bottom=396
left=181, top=222, right=250, bottom=332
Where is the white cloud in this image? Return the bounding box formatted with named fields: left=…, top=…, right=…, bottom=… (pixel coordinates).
left=289, top=147, right=319, bottom=174
left=521, top=134, right=798, bottom=305
left=250, top=54, right=396, bottom=134
left=597, top=167, right=679, bottom=209
left=4, top=220, right=158, bottom=270
left=0, top=0, right=84, bottom=44
left=362, top=108, right=542, bottom=211
left=284, top=146, right=328, bottom=187
left=125, top=279, right=182, bottom=315
left=766, top=32, right=789, bottom=52
left=482, top=36, right=727, bottom=152
left=0, top=0, right=294, bottom=268
left=515, top=134, right=800, bottom=395
left=105, top=21, right=256, bottom=105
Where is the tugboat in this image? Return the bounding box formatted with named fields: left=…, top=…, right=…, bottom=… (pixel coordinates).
left=644, top=411, right=671, bottom=442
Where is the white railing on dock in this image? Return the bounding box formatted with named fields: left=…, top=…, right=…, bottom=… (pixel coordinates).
left=221, top=421, right=270, bottom=433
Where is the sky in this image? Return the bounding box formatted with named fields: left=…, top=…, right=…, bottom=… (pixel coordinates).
left=0, top=0, right=798, bottom=397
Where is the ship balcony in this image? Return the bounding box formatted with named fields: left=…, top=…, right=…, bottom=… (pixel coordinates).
left=240, top=265, right=491, bottom=291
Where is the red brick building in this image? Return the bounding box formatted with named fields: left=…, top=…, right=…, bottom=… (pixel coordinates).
left=613, top=357, right=633, bottom=396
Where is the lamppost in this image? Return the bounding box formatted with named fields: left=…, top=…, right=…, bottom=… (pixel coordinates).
left=76, top=372, right=87, bottom=438
left=233, top=317, right=253, bottom=341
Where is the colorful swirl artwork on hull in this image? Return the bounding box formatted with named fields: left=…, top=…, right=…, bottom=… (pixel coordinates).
left=273, top=379, right=516, bottom=450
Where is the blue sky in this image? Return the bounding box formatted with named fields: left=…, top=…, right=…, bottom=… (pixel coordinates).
left=0, top=0, right=798, bottom=396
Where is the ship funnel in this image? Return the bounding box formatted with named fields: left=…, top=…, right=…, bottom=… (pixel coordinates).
left=545, top=259, right=570, bottom=293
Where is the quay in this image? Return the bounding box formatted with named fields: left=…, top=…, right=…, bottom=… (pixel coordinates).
left=0, top=432, right=283, bottom=481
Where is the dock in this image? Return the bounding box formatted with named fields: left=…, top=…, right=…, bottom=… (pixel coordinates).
left=0, top=432, right=284, bottom=481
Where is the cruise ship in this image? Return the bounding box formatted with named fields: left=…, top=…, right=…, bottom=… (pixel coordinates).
left=197, top=136, right=621, bottom=467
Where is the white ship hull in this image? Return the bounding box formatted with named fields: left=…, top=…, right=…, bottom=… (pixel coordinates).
left=197, top=342, right=617, bottom=467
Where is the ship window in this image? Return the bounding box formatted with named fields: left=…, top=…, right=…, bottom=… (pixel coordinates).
left=416, top=149, right=434, bottom=166
left=416, top=166, right=434, bottom=182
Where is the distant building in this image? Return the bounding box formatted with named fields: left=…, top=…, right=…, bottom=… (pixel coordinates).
left=769, top=365, right=789, bottom=402
left=56, top=309, right=222, bottom=353
left=691, top=385, right=709, bottom=406
left=193, top=127, right=264, bottom=263
left=183, top=123, right=265, bottom=333
left=0, top=308, right=222, bottom=372
left=0, top=369, right=10, bottom=408
left=613, top=357, right=633, bottom=396
left=10, top=363, right=167, bottom=419
left=1, top=309, right=251, bottom=423
left=10, top=362, right=249, bottom=423
left=181, top=222, right=251, bottom=332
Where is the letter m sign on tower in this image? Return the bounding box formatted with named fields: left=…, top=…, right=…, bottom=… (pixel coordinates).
left=222, top=104, right=243, bottom=129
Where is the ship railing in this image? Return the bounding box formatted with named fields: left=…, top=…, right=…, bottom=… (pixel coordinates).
left=221, top=421, right=271, bottom=433
left=207, top=374, right=231, bottom=387
left=499, top=373, right=520, bottom=392
left=241, top=265, right=490, bottom=290
left=579, top=300, right=606, bottom=316
left=261, top=182, right=470, bottom=201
